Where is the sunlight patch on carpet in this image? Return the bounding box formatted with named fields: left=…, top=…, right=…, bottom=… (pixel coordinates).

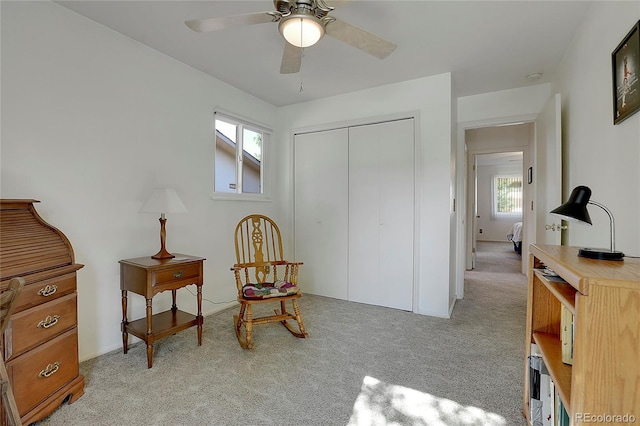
left=347, top=376, right=506, bottom=426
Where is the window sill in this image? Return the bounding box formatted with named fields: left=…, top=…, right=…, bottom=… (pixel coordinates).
left=492, top=214, right=523, bottom=220
left=211, top=193, right=272, bottom=202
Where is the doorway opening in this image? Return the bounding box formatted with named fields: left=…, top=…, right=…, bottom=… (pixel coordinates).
left=464, top=122, right=533, bottom=275
left=472, top=151, right=523, bottom=272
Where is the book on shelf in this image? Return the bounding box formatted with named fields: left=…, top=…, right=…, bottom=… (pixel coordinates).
left=533, top=267, right=568, bottom=283
left=560, top=304, right=574, bottom=365
left=541, top=363, right=553, bottom=426
left=549, top=379, right=555, bottom=426
left=529, top=345, right=542, bottom=425
left=556, top=395, right=570, bottom=426
left=529, top=344, right=557, bottom=426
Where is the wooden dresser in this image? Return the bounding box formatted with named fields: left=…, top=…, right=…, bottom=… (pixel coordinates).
left=0, top=200, right=84, bottom=425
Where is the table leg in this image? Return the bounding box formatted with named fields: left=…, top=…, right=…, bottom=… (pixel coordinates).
left=121, top=290, right=128, bottom=354
left=197, top=283, right=203, bottom=346
left=171, top=289, right=177, bottom=313
left=146, top=297, right=153, bottom=368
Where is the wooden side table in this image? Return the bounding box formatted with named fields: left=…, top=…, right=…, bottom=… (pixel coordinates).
left=119, top=254, right=205, bottom=368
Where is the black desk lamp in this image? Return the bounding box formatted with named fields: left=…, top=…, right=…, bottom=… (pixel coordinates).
left=550, top=185, right=624, bottom=261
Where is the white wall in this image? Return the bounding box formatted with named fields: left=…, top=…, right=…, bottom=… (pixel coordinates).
left=552, top=2, right=640, bottom=255
left=277, top=74, right=455, bottom=318
left=1, top=1, right=280, bottom=361
left=458, top=84, right=551, bottom=126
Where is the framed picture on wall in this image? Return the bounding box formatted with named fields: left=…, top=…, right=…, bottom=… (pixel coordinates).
left=612, top=20, right=640, bottom=124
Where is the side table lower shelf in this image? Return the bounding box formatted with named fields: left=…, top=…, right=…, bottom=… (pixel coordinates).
left=124, top=309, right=200, bottom=343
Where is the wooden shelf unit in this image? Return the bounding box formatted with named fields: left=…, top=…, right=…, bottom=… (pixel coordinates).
left=524, top=244, right=640, bottom=425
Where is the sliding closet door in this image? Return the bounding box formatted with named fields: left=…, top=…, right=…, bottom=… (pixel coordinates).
left=294, top=129, right=349, bottom=299
left=348, top=119, right=414, bottom=310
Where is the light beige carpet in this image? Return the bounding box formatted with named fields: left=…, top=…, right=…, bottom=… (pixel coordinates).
left=36, top=242, right=527, bottom=426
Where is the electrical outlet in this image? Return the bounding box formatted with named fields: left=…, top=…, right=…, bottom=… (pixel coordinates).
left=479, top=229, right=483, bottom=234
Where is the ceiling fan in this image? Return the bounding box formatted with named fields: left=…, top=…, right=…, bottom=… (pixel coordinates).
left=185, top=0, right=397, bottom=74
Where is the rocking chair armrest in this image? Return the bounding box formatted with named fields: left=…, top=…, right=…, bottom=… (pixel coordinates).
left=232, top=261, right=303, bottom=269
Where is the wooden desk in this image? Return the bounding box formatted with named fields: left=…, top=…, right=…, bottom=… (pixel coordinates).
left=119, top=254, right=205, bottom=368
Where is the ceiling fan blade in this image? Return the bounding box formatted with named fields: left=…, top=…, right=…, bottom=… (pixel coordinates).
left=325, top=18, right=396, bottom=59
left=185, top=12, right=276, bottom=33
left=280, top=42, right=302, bottom=74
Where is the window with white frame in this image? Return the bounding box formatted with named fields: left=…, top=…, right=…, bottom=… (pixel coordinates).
left=214, top=112, right=269, bottom=195
left=493, top=174, right=522, bottom=217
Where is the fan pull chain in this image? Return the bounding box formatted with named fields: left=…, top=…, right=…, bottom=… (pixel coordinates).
left=299, top=21, right=305, bottom=93
left=299, top=48, right=305, bottom=93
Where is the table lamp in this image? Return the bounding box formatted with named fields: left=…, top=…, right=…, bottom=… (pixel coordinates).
left=550, top=185, right=624, bottom=260
left=140, top=188, right=187, bottom=260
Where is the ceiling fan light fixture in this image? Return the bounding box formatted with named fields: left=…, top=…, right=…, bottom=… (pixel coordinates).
left=279, top=14, right=325, bottom=48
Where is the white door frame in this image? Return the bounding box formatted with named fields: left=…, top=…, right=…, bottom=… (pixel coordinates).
left=455, top=114, right=537, bottom=299
left=467, top=148, right=526, bottom=263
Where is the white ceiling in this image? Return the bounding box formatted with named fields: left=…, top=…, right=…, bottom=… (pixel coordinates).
left=55, top=0, right=591, bottom=107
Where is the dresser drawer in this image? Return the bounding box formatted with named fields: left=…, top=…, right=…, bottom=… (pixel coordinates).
left=8, top=328, right=79, bottom=416
left=154, top=263, right=201, bottom=292
left=4, top=293, right=77, bottom=361
left=13, top=273, right=77, bottom=313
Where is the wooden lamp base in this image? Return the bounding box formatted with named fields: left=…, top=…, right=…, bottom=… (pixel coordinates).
left=152, top=217, right=175, bottom=260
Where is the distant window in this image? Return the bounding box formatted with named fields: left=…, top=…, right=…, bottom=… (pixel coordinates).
left=493, top=174, right=522, bottom=217
left=214, top=112, right=268, bottom=195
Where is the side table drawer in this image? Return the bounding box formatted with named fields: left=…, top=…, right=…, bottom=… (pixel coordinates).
left=4, top=293, right=78, bottom=361
left=8, top=328, right=79, bottom=416
left=154, top=263, right=201, bottom=292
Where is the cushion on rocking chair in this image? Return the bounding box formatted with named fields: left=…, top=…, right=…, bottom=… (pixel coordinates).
left=242, top=280, right=299, bottom=299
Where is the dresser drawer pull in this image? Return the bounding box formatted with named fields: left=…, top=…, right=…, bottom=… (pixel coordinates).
left=37, top=285, right=58, bottom=297
left=172, top=271, right=184, bottom=278
left=37, top=315, right=61, bottom=329
left=38, top=362, right=60, bottom=378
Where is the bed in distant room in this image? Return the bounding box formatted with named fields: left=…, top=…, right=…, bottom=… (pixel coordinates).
left=507, top=221, right=523, bottom=254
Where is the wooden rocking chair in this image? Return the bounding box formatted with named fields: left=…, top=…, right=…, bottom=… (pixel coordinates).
left=1, top=278, right=24, bottom=426
left=232, top=215, right=307, bottom=349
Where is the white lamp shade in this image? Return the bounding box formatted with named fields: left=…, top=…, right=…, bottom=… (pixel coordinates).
left=279, top=15, right=324, bottom=48
left=140, top=188, right=187, bottom=214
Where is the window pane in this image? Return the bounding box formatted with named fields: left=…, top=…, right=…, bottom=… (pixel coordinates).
left=241, top=128, right=262, bottom=194
left=213, top=114, right=266, bottom=195
left=496, top=176, right=522, bottom=214
left=214, top=119, right=237, bottom=193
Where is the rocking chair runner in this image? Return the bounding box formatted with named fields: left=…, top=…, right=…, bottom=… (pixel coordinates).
left=1, top=278, right=24, bottom=426
left=231, top=215, right=307, bottom=349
